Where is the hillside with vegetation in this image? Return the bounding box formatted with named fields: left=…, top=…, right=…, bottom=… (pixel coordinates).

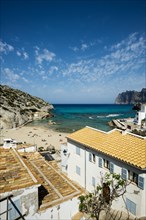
left=0, top=85, right=53, bottom=129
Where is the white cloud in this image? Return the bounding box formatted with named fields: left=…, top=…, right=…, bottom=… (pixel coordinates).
left=22, top=77, right=29, bottom=83
left=35, top=48, right=56, bottom=64
left=64, top=33, right=145, bottom=85
left=70, top=39, right=101, bottom=53
left=16, top=50, right=29, bottom=60
left=0, top=40, right=14, bottom=54
left=48, top=66, right=58, bottom=75
left=81, top=43, right=88, bottom=51
left=4, top=68, right=20, bottom=82
left=23, top=52, right=29, bottom=60
left=70, top=43, right=89, bottom=52
left=16, top=51, right=21, bottom=56
left=2, top=68, right=30, bottom=84
left=69, top=46, right=79, bottom=52
left=42, top=76, right=48, bottom=80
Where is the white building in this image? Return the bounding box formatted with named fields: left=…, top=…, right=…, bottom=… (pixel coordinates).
left=0, top=148, right=40, bottom=220
left=134, top=103, right=146, bottom=127
left=3, top=138, right=17, bottom=148
left=3, top=138, right=37, bottom=152
left=0, top=147, right=82, bottom=220
left=62, top=126, right=146, bottom=218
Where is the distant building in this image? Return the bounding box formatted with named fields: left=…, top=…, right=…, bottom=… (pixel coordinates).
left=134, top=103, right=146, bottom=127
left=2, top=138, right=37, bottom=152
left=62, top=126, right=146, bottom=218
left=3, top=138, right=17, bottom=148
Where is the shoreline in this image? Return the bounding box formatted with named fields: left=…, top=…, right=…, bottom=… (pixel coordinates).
left=0, top=125, right=69, bottom=150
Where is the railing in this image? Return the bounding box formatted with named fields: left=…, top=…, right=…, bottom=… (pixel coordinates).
left=0, top=195, right=26, bottom=220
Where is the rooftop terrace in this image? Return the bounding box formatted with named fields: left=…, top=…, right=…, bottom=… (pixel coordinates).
left=0, top=148, right=37, bottom=194
left=0, top=149, right=82, bottom=211
left=20, top=152, right=82, bottom=211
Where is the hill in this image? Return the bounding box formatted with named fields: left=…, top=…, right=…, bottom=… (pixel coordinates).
left=115, top=88, right=146, bottom=104
left=0, top=85, right=53, bottom=129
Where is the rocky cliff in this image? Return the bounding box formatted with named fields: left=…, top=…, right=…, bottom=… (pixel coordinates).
left=115, top=88, right=146, bottom=104
left=0, top=85, right=54, bottom=129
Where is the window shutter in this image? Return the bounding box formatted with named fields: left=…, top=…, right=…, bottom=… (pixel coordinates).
left=121, top=168, right=127, bottom=180
left=76, top=146, right=80, bottom=155
left=98, top=157, right=102, bottom=167
left=126, top=198, right=136, bottom=215
left=92, top=177, right=96, bottom=187
left=89, top=153, right=92, bottom=162
left=138, top=176, right=144, bottom=190
left=76, top=166, right=80, bottom=175
left=110, top=162, right=114, bottom=173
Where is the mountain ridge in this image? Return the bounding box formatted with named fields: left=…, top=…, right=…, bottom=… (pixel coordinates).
left=115, top=88, right=146, bottom=104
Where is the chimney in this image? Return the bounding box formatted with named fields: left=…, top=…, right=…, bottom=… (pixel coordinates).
left=122, top=130, right=127, bottom=135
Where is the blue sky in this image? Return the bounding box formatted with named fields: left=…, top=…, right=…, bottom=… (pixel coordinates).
left=0, top=0, right=146, bottom=104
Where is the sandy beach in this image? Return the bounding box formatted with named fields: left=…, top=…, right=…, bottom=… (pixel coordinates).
left=0, top=126, right=69, bottom=150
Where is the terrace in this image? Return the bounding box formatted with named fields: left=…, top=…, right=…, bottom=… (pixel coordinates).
left=19, top=152, right=83, bottom=211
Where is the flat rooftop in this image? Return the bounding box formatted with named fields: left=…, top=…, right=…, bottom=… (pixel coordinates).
left=67, top=126, right=146, bottom=169
left=19, top=152, right=82, bottom=211
left=0, top=148, right=37, bottom=194
left=0, top=148, right=82, bottom=211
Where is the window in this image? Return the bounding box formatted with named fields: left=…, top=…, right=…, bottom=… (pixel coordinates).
left=93, top=154, right=96, bottom=163
left=76, top=146, right=80, bottom=155
left=89, top=153, right=96, bottom=163
left=98, top=157, right=102, bottom=168
left=128, top=171, right=138, bottom=184
left=138, top=176, right=144, bottom=190
left=104, top=159, right=110, bottom=169
left=109, top=162, right=114, bottom=173
left=92, top=177, right=96, bottom=187
left=121, top=168, right=127, bottom=180
left=76, top=165, right=80, bottom=175
left=126, top=198, right=136, bottom=215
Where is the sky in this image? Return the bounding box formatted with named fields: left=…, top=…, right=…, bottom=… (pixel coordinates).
left=0, top=0, right=146, bottom=104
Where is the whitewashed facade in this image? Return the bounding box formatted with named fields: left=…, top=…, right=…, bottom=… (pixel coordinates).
left=3, top=138, right=17, bottom=148
left=2, top=138, right=37, bottom=152
left=63, top=128, right=146, bottom=218
left=26, top=196, right=79, bottom=220
left=134, top=103, right=146, bottom=127
left=0, top=185, right=39, bottom=220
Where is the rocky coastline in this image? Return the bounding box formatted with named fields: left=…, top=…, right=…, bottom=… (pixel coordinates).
left=115, top=88, right=146, bottom=104
left=0, top=85, right=54, bottom=129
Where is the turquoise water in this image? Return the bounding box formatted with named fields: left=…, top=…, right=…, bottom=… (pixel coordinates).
left=28, top=104, right=135, bottom=133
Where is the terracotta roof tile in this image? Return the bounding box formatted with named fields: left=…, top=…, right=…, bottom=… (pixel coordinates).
left=0, top=148, right=38, bottom=193
left=68, top=127, right=146, bottom=169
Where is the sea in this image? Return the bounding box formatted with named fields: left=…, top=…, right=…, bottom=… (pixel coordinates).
left=28, top=104, right=136, bottom=133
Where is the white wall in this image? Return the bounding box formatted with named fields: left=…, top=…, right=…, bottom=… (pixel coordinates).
left=61, top=144, right=68, bottom=173
left=26, top=196, right=80, bottom=220
left=0, top=185, right=39, bottom=220
left=67, top=139, right=146, bottom=218
left=138, top=112, right=145, bottom=125
left=67, top=141, right=86, bottom=188
left=18, top=145, right=36, bottom=152
left=3, top=140, right=17, bottom=148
